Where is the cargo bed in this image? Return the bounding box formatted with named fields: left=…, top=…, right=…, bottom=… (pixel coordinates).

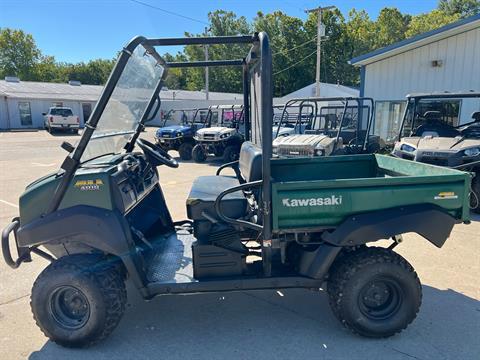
left=271, top=154, right=471, bottom=231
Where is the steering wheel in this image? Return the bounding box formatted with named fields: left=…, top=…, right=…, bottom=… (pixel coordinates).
left=346, top=137, right=363, bottom=154
left=136, top=138, right=179, bottom=168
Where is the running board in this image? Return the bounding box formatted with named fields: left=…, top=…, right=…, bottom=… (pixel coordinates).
left=146, top=276, right=324, bottom=296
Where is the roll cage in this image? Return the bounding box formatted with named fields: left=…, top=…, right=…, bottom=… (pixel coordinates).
left=47, top=33, right=273, bottom=240
left=398, top=92, right=480, bottom=141
left=275, top=97, right=375, bottom=151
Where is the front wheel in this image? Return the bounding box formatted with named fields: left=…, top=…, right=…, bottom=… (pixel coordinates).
left=178, top=142, right=193, bottom=161
left=470, top=170, right=480, bottom=213
left=192, top=144, right=206, bottom=163
left=327, top=247, right=422, bottom=338
left=31, top=255, right=126, bottom=348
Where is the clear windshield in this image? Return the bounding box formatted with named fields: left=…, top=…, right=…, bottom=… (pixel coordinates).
left=81, top=45, right=164, bottom=162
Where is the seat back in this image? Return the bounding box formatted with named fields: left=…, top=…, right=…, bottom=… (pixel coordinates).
left=239, top=141, right=262, bottom=182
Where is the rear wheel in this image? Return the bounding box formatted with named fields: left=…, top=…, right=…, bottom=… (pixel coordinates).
left=327, top=247, right=422, bottom=338
left=470, top=170, right=480, bottom=213
left=223, top=145, right=239, bottom=163
left=31, top=255, right=126, bottom=348
left=178, top=142, right=193, bottom=161
left=192, top=144, right=206, bottom=163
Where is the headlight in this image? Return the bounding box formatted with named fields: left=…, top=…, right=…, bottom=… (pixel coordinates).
left=220, top=133, right=230, bottom=139
left=401, top=144, right=416, bottom=153
left=315, top=148, right=325, bottom=156
left=272, top=146, right=278, bottom=154
left=463, top=147, right=480, bottom=157
left=176, top=132, right=183, bottom=137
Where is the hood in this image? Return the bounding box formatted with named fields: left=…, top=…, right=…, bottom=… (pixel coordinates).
left=402, top=136, right=480, bottom=151
left=273, top=134, right=330, bottom=147
left=157, top=125, right=190, bottom=133
left=197, top=127, right=235, bottom=135
left=273, top=134, right=338, bottom=156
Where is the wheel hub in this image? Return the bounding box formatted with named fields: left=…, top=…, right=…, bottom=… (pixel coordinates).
left=49, top=286, right=90, bottom=330
left=358, top=278, right=402, bottom=320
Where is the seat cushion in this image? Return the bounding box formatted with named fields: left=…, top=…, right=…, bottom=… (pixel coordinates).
left=186, top=176, right=247, bottom=221
left=239, top=141, right=262, bottom=182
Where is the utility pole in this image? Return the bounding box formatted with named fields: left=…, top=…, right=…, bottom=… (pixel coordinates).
left=305, top=5, right=335, bottom=97
left=204, top=26, right=210, bottom=100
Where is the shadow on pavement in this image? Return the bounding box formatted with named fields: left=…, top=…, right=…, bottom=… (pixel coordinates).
left=29, top=284, right=479, bottom=360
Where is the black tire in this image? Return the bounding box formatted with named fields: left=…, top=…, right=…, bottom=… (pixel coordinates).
left=192, top=144, right=206, bottom=163
left=470, top=171, right=480, bottom=213
left=223, top=145, right=239, bottom=163
left=178, top=142, right=193, bottom=161
left=31, top=255, right=126, bottom=348
left=327, top=247, right=422, bottom=338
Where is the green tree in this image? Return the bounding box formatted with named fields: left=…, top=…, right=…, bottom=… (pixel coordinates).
left=373, top=8, right=410, bottom=48
left=182, top=10, right=251, bottom=93
left=438, top=0, right=480, bottom=17
left=0, top=28, right=41, bottom=80
left=255, top=10, right=311, bottom=96
left=406, top=9, right=460, bottom=37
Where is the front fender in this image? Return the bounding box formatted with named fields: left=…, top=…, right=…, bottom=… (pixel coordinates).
left=17, top=205, right=133, bottom=256
left=322, top=204, right=458, bottom=248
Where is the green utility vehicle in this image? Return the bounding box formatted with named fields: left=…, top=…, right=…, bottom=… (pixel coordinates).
left=2, top=33, right=472, bottom=348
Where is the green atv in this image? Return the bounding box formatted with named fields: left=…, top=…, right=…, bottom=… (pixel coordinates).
left=2, top=33, right=472, bottom=348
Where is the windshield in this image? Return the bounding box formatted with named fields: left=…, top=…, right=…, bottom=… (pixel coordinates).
left=81, top=44, right=164, bottom=162
left=51, top=108, right=73, bottom=116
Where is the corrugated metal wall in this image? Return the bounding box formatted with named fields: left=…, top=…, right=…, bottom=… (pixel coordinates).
left=364, top=26, right=480, bottom=101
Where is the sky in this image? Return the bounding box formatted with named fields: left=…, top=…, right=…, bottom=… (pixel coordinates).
left=0, top=0, right=439, bottom=63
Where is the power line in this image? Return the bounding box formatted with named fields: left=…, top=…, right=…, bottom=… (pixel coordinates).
left=273, top=50, right=316, bottom=76
left=129, top=0, right=209, bottom=25
left=272, top=37, right=317, bottom=56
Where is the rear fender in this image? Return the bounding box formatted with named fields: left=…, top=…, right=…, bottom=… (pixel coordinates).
left=322, top=204, right=457, bottom=248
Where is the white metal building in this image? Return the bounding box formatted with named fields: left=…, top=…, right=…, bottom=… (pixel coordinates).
left=278, top=82, right=359, bottom=101
left=350, top=13, right=480, bottom=142
left=0, top=78, right=243, bottom=130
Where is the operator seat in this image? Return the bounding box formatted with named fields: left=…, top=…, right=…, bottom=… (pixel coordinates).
left=414, top=111, right=459, bottom=137
left=186, top=141, right=262, bottom=225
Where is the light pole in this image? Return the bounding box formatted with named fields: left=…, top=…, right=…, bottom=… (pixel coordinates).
left=305, top=5, right=335, bottom=97
left=204, top=26, right=210, bottom=100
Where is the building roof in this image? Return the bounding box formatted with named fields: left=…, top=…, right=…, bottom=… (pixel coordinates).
left=350, top=13, right=480, bottom=66
left=279, top=82, right=359, bottom=101
left=0, top=80, right=243, bottom=102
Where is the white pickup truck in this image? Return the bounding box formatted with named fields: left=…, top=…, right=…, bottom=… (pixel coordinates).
left=43, top=107, right=80, bottom=134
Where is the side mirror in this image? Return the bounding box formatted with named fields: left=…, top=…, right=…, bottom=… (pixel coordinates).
left=42, top=112, right=46, bottom=116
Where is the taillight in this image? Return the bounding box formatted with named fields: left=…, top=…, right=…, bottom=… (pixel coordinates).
left=76, top=116, right=79, bottom=123
left=49, top=116, right=53, bottom=122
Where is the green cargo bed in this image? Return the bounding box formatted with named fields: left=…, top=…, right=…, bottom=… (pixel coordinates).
left=271, top=154, right=471, bottom=231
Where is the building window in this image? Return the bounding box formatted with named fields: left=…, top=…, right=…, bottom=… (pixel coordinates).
left=374, top=101, right=407, bottom=144
left=18, top=102, right=32, bottom=126
left=52, top=101, right=63, bottom=107
left=82, top=103, right=92, bottom=123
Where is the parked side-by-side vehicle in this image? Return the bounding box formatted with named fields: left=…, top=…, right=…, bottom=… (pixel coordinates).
left=392, top=92, right=480, bottom=212
left=193, top=104, right=245, bottom=163
left=154, top=107, right=214, bottom=160
left=1, top=33, right=472, bottom=348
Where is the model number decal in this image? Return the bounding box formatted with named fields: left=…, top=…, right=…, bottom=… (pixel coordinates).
left=74, top=179, right=104, bottom=191
left=434, top=192, right=458, bottom=200
left=282, top=195, right=343, bottom=207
